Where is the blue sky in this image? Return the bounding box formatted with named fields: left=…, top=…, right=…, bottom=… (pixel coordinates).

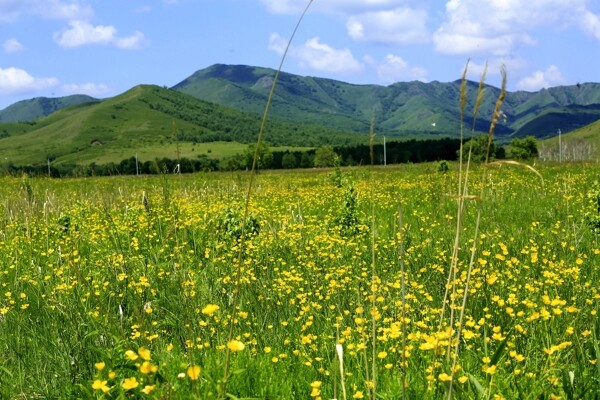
left=1, top=0, right=600, bottom=110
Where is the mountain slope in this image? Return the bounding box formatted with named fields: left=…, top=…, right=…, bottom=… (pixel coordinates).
left=0, top=95, right=98, bottom=123
left=0, top=85, right=364, bottom=166
left=173, top=64, right=600, bottom=139
left=539, top=117, right=600, bottom=160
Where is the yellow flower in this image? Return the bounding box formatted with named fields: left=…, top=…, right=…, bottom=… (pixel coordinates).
left=122, top=377, right=139, bottom=390
left=140, top=361, right=158, bottom=374
left=138, top=347, right=151, bottom=361
left=92, top=379, right=110, bottom=393
left=125, top=350, right=138, bottom=361
left=438, top=373, right=452, bottom=382
left=227, top=340, right=245, bottom=352
left=187, top=365, right=201, bottom=380
left=202, top=304, right=219, bottom=316
left=377, top=351, right=387, bottom=359
left=353, top=391, right=365, bottom=399
left=141, top=385, right=156, bottom=394
left=483, top=364, right=497, bottom=375
left=94, top=362, right=106, bottom=371
left=458, top=376, right=469, bottom=384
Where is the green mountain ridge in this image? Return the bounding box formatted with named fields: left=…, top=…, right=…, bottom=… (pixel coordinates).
left=0, top=94, right=98, bottom=123
left=172, top=64, right=600, bottom=139
left=2, top=63, right=600, bottom=168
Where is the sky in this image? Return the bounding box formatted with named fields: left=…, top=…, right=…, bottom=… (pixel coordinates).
left=1, top=0, right=600, bottom=110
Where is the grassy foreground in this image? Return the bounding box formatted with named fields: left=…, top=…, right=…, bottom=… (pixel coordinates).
left=0, top=162, right=599, bottom=399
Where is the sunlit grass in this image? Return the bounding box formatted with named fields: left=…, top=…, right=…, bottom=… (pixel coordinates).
left=0, top=163, right=598, bottom=398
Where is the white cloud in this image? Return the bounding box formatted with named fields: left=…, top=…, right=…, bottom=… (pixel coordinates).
left=434, top=0, right=589, bottom=56
left=61, top=82, right=110, bottom=96
left=54, top=20, right=147, bottom=49
left=294, top=37, right=364, bottom=74
left=0, top=0, right=93, bottom=23
left=580, top=10, right=600, bottom=40
left=346, top=8, right=429, bottom=45
left=134, top=5, right=153, bottom=14
left=269, top=33, right=364, bottom=74
left=0, top=67, right=58, bottom=94
left=268, top=33, right=288, bottom=55
left=517, top=65, right=567, bottom=91
left=3, top=38, right=23, bottom=53
left=374, top=54, right=428, bottom=83
left=260, top=0, right=414, bottom=15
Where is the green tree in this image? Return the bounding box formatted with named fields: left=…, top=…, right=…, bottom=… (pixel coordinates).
left=300, top=152, right=313, bottom=168
left=281, top=152, right=298, bottom=169
left=510, top=136, right=538, bottom=160
left=314, top=145, right=338, bottom=168
left=243, top=142, right=273, bottom=170
left=458, top=135, right=496, bottom=163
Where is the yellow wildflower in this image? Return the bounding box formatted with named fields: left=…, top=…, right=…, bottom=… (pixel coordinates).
left=122, top=377, right=139, bottom=390
left=187, top=365, right=201, bottom=380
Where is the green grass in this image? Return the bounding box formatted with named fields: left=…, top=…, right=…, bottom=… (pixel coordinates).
left=0, top=162, right=599, bottom=398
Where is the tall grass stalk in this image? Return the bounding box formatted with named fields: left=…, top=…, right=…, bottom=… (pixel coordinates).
left=447, top=66, right=507, bottom=399
left=369, top=114, right=377, bottom=400
left=218, top=1, right=314, bottom=397
left=397, top=197, right=407, bottom=400
left=336, top=343, right=348, bottom=400
left=445, top=64, right=489, bottom=349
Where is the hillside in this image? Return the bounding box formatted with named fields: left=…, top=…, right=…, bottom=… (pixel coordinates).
left=0, top=95, right=98, bottom=123
left=0, top=85, right=357, bottom=166
left=2, top=63, right=600, bottom=168
left=538, top=118, right=600, bottom=161
left=173, top=64, right=600, bottom=139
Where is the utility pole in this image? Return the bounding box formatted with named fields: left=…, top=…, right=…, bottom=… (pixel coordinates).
left=135, top=153, right=139, bottom=176
left=383, top=135, right=387, bottom=166
left=558, top=128, right=562, bottom=163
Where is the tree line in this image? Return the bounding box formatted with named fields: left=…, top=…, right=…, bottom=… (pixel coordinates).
left=0, top=136, right=539, bottom=177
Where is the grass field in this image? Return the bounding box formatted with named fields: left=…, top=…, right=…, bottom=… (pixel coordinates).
left=0, top=162, right=599, bottom=399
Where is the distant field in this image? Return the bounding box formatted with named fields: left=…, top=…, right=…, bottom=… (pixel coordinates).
left=52, top=141, right=312, bottom=165
left=1, top=162, right=599, bottom=398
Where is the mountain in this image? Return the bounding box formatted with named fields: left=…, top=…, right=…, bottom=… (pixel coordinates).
left=2, top=63, right=600, bottom=168
left=173, top=64, right=600, bottom=140
left=0, top=84, right=361, bottom=166
left=0, top=95, right=98, bottom=123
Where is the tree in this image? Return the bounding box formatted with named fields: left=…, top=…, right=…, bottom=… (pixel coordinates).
left=281, top=152, right=298, bottom=169
left=314, top=145, right=338, bottom=168
left=300, top=152, right=313, bottom=168
left=458, top=135, right=496, bottom=163
left=510, top=136, right=538, bottom=160
left=243, top=142, right=273, bottom=170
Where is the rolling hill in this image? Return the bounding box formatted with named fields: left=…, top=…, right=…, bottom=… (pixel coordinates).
left=538, top=117, right=600, bottom=161
left=0, top=95, right=98, bottom=123
left=0, top=85, right=358, bottom=166
left=2, top=63, right=600, bottom=168
left=173, top=64, right=600, bottom=140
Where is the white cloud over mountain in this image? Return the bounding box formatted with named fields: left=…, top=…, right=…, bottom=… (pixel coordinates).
left=0, top=0, right=93, bottom=23
left=54, top=20, right=146, bottom=49
left=517, top=65, right=567, bottom=91
left=269, top=34, right=363, bottom=74
left=346, top=8, right=429, bottom=45
left=0, top=67, right=58, bottom=94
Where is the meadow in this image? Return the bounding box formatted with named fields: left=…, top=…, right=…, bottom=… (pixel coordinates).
left=0, top=161, right=599, bottom=399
